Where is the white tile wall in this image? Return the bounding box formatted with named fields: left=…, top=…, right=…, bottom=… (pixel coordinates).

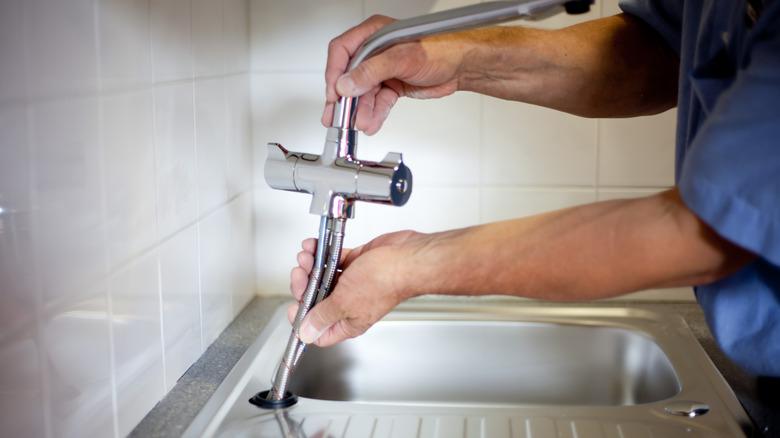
left=250, top=0, right=689, bottom=302
left=0, top=0, right=254, bottom=436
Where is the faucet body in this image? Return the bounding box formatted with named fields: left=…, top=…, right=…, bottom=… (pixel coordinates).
left=263, top=0, right=592, bottom=403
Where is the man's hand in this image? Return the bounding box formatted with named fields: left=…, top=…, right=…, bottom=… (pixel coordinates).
left=288, top=230, right=428, bottom=346
left=288, top=190, right=753, bottom=347
left=322, top=15, right=472, bottom=134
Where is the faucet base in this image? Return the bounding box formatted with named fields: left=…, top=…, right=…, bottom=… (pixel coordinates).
left=249, top=390, right=298, bottom=410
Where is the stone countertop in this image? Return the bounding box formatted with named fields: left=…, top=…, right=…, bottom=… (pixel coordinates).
left=132, top=297, right=779, bottom=437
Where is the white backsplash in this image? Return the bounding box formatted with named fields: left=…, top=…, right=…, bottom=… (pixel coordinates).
left=0, top=0, right=253, bottom=436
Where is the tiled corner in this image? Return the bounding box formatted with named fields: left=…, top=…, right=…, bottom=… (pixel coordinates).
left=195, top=77, right=230, bottom=214
left=160, top=225, right=202, bottom=391
left=482, top=97, right=597, bottom=186
left=109, top=251, right=164, bottom=437
left=151, top=0, right=192, bottom=83
left=249, top=0, right=363, bottom=72
left=97, top=0, right=153, bottom=91
left=102, top=90, right=157, bottom=269
left=44, top=290, right=114, bottom=438
left=230, top=192, right=256, bottom=315
left=154, top=82, right=198, bottom=239
left=361, top=92, right=482, bottom=187
left=480, top=188, right=596, bottom=223
left=597, top=109, right=677, bottom=187
left=192, top=0, right=224, bottom=78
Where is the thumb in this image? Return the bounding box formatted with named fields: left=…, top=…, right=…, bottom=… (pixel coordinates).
left=298, top=297, right=344, bottom=344
left=336, top=51, right=404, bottom=97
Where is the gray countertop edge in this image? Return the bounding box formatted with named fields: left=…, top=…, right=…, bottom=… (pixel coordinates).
left=131, top=296, right=779, bottom=438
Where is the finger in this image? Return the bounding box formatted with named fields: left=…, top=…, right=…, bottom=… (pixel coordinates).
left=290, top=267, right=309, bottom=301
left=297, top=250, right=314, bottom=272
left=302, top=238, right=317, bottom=253
left=321, top=102, right=335, bottom=127
left=336, top=49, right=409, bottom=98
left=363, top=86, right=400, bottom=135
left=325, top=15, right=395, bottom=104
left=313, top=320, right=358, bottom=347
left=286, top=302, right=299, bottom=325
left=354, top=86, right=379, bottom=133
left=298, top=296, right=345, bottom=344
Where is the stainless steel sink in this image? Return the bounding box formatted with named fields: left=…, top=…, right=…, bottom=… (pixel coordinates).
left=292, top=321, right=680, bottom=406
left=185, top=301, right=751, bottom=438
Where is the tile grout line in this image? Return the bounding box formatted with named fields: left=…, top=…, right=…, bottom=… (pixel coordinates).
left=92, top=1, right=120, bottom=436
left=149, top=0, right=167, bottom=394
left=190, top=0, right=206, bottom=355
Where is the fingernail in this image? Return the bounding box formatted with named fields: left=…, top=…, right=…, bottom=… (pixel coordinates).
left=299, top=322, right=327, bottom=344
left=336, top=74, right=357, bottom=96
left=321, top=105, right=329, bottom=123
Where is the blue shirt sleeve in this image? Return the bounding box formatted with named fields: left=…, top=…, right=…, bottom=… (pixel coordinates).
left=619, top=0, right=684, bottom=54
left=678, top=6, right=780, bottom=267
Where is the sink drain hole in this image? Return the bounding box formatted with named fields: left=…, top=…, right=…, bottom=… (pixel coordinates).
left=249, top=390, right=298, bottom=409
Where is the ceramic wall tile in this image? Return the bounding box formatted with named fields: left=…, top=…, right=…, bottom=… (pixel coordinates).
left=251, top=73, right=325, bottom=172
left=0, top=107, right=36, bottom=333
left=0, top=326, right=47, bottom=438
left=199, top=205, right=234, bottom=345
left=230, top=193, right=256, bottom=315
left=0, top=0, right=28, bottom=104
left=151, top=0, right=192, bottom=83
left=250, top=0, right=363, bottom=72
left=154, top=82, right=198, bottom=239
left=482, top=97, right=597, bottom=186
left=602, top=0, right=621, bottom=16
left=480, top=188, right=596, bottom=223
left=109, top=251, right=164, bottom=436
left=364, top=0, right=475, bottom=18
left=360, top=92, right=482, bottom=187
left=225, top=74, right=253, bottom=197
left=31, top=97, right=107, bottom=305
left=25, top=0, right=98, bottom=99
left=102, top=90, right=157, bottom=268
left=195, top=77, right=230, bottom=214
left=224, top=0, right=250, bottom=73
left=44, top=291, right=114, bottom=438
left=192, top=0, right=224, bottom=78
left=4, top=0, right=252, bottom=435
left=598, top=110, right=677, bottom=187
left=98, top=0, right=153, bottom=91
left=160, top=226, right=202, bottom=390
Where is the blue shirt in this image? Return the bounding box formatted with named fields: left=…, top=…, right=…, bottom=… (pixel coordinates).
left=620, top=0, right=780, bottom=376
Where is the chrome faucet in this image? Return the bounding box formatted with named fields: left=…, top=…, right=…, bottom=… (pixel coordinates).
left=261, top=0, right=592, bottom=405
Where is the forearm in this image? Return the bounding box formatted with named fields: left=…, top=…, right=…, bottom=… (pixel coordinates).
left=450, top=14, right=679, bottom=117
left=401, top=190, right=753, bottom=301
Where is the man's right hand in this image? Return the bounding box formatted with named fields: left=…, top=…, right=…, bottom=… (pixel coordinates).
left=322, top=15, right=474, bottom=135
